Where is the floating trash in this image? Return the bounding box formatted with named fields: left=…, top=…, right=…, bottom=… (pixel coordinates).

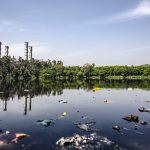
left=138, top=107, right=150, bottom=113
left=58, top=100, right=68, bottom=104
left=100, top=137, right=113, bottom=145
left=81, top=116, right=88, bottom=119
left=104, top=100, right=113, bottom=103
left=92, top=87, right=102, bottom=92
left=12, top=133, right=29, bottom=142
left=0, top=131, right=30, bottom=148
left=122, top=114, right=139, bottom=123
left=76, top=123, right=91, bottom=132
left=56, top=133, right=114, bottom=150
left=140, top=121, right=148, bottom=125
left=37, top=119, right=55, bottom=127
left=75, top=122, right=99, bottom=132
left=5, top=131, right=11, bottom=135
left=60, top=112, right=68, bottom=118
left=112, top=126, right=121, bottom=131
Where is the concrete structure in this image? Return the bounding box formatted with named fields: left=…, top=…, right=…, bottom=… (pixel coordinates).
left=5, top=46, right=9, bottom=57
left=24, top=42, right=29, bottom=60
left=0, top=42, right=2, bottom=58
left=29, top=46, right=33, bottom=61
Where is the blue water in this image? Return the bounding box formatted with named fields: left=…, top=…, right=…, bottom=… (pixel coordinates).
left=0, top=80, right=150, bottom=150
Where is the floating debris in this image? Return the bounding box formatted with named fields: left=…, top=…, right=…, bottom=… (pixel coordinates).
left=12, top=133, right=29, bottom=142
left=81, top=116, right=88, bottom=119
left=100, top=137, right=113, bottom=145
left=58, top=100, right=68, bottom=104
left=59, top=112, right=68, bottom=119
left=122, top=114, right=139, bottom=123
left=76, top=123, right=91, bottom=132
left=5, top=131, right=11, bottom=135
left=56, top=133, right=114, bottom=150
left=112, top=126, right=121, bottom=131
left=75, top=122, right=99, bottom=132
left=37, top=119, right=55, bottom=127
left=104, top=100, right=113, bottom=103
left=138, top=107, right=150, bottom=113
left=92, top=87, right=102, bottom=92
left=140, top=121, right=148, bottom=125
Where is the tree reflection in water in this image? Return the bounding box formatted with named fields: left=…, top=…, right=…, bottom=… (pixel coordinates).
left=0, top=79, right=150, bottom=114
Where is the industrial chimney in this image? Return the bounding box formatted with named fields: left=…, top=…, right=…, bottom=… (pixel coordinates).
left=0, top=42, right=2, bottom=58
left=24, top=42, right=29, bottom=60
left=5, top=46, right=9, bottom=57
left=29, top=46, right=33, bottom=61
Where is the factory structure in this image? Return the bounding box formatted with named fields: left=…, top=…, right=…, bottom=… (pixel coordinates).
left=0, top=41, right=33, bottom=61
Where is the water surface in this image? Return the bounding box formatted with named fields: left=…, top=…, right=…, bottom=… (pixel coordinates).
left=0, top=80, right=150, bottom=150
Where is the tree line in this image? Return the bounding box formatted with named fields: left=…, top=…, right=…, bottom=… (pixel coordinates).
left=0, top=56, right=150, bottom=81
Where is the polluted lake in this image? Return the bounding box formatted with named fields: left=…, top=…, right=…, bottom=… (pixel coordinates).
left=0, top=80, right=150, bottom=150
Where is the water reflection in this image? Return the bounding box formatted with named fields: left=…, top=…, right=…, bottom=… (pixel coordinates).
left=0, top=79, right=150, bottom=150
left=0, top=79, right=150, bottom=115
left=23, top=94, right=32, bottom=115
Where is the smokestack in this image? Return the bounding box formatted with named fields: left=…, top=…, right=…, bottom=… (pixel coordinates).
left=0, top=42, right=2, bottom=58
left=5, top=46, right=9, bottom=57
left=29, top=46, right=33, bottom=61
left=24, top=42, right=29, bottom=60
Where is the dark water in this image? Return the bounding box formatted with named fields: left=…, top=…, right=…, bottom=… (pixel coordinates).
left=0, top=80, right=150, bottom=150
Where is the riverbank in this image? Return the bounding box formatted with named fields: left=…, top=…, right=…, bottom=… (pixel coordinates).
left=106, top=76, right=150, bottom=80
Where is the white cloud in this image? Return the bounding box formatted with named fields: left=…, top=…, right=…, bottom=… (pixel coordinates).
left=132, top=0, right=150, bottom=16
left=71, top=0, right=150, bottom=29
left=109, top=0, right=150, bottom=22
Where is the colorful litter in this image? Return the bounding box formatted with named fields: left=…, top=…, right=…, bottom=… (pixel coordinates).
left=92, top=87, right=102, bottom=92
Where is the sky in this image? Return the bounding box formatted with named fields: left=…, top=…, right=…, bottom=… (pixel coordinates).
left=0, top=0, right=150, bottom=66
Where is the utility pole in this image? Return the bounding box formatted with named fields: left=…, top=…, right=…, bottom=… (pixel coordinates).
left=5, top=46, right=9, bottom=57
left=0, top=42, right=2, bottom=58
left=24, top=42, right=29, bottom=60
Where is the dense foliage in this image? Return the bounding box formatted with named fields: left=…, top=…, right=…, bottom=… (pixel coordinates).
left=0, top=56, right=150, bottom=81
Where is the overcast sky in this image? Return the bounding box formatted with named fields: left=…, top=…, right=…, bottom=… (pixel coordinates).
left=0, top=0, right=150, bottom=66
